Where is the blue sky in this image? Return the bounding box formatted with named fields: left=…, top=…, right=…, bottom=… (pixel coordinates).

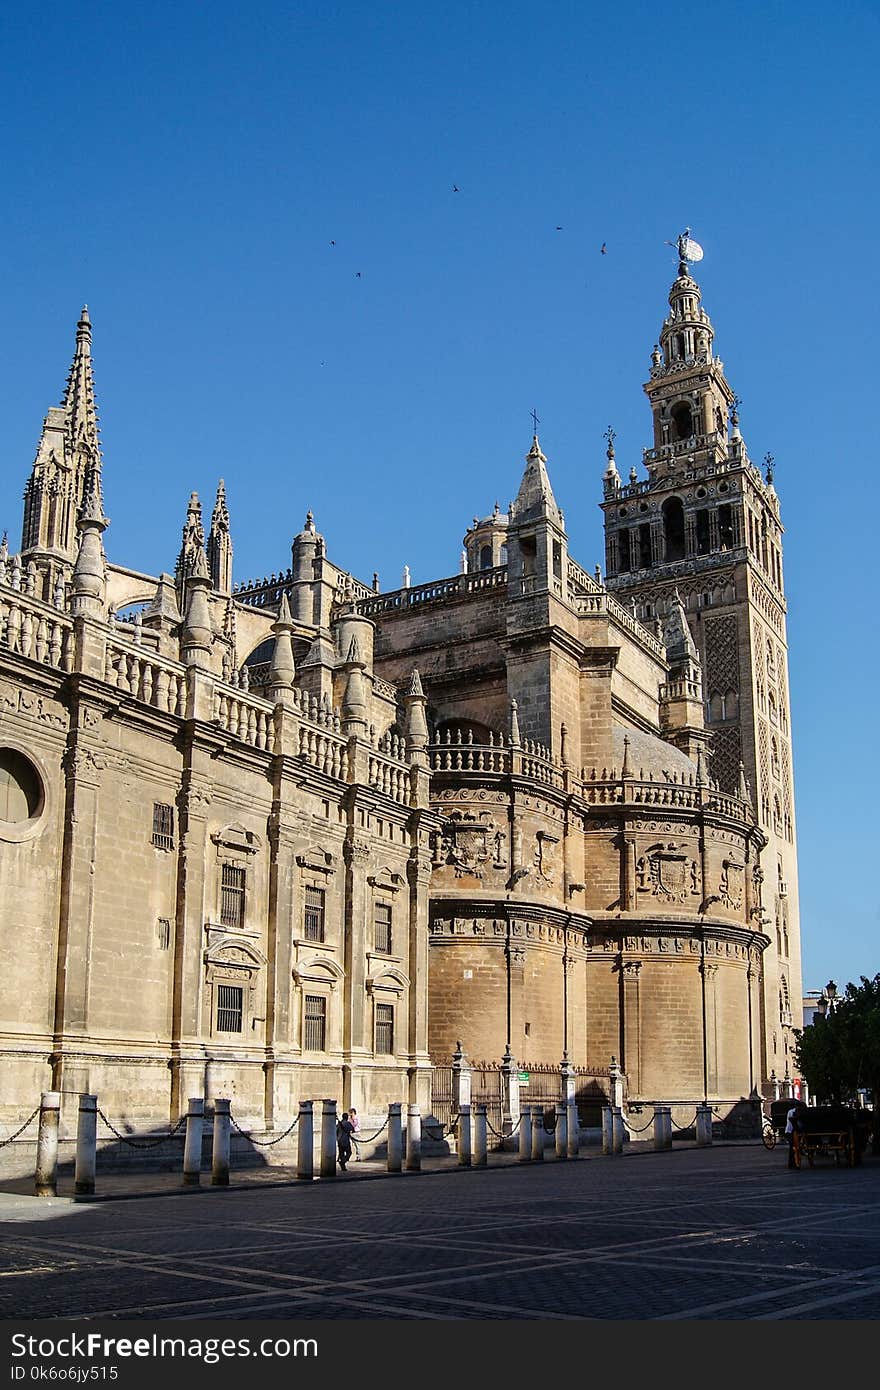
left=1, top=1, right=877, bottom=994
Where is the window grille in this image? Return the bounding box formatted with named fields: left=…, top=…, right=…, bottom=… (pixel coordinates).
left=304, top=886, right=325, bottom=942
left=375, top=1003, right=394, bottom=1055
left=151, top=803, right=174, bottom=850
left=216, top=984, right=243, bottom=1033
left=157, top=918, right=171, bottom=950
left=374, top=902, right=392, bottom=954
left=304, top=995, right=326, bottom=1051
left=220, top=864, right=246, bottom=928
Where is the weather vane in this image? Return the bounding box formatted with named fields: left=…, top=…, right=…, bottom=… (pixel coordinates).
left=764, top=452, right=775, bottom=484
left=604, top=425, right=616, bottom=451
left=665, top=227, right=704, bottom=271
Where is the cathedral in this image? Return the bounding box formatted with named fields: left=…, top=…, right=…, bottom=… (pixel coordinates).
left=0, top=246, right=801, bottom=1147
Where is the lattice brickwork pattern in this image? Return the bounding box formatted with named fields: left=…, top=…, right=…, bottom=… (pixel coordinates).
left=709, top=725, right=742, bottom=795
left=703, top=615, right=740, bottom=695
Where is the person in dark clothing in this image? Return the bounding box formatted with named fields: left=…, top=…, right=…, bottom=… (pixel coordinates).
left=337, top=1111, right=355, bottom=1171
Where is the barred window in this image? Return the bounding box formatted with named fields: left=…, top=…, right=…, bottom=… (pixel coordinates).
left=304, top=886, right=325, bottom=942
left=303, top=995, right=326, bottom=1051
left=216, top=984, right=243, bottom=1034
left=151, top=802, right=174, bottom=850
left=375, top=1003, right=394, bottom=1055
left=220, top=864, right=246, bottom=928
left=157, top=918, right=171, bottom=950
left=374, top=902, right=392, bottom=954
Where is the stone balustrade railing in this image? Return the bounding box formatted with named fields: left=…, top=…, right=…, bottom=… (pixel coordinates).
left=0, top=586, right=74, bottom=672
left=355, top=565, right=508, bottom=617
left=572, top=590, right=666, bottom=659
left=298, top=723, right=348, bottom=779
left=368, top=749, right=410, bottom=804
left=105, top=640, right=187, bottom=716
left=213, top=683, right=275, bottom=751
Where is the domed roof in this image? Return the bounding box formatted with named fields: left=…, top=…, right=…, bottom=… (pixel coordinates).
left=613, top=723, right=697, bottom=782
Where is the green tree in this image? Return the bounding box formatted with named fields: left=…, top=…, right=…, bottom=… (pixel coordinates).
left=794, top=973, right=880, bottom=1151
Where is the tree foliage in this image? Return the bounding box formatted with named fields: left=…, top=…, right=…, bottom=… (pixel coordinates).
left=794, top=974, right=880, bottom=1131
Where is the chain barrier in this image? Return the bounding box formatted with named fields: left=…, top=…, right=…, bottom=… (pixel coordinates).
left=485, top=1113, right=522, bottom=1140
left=542, top=1111, right=558, bottom=1134
left=623, top=1114, right=655, bottom=1134
left=229, top=1111, right=299, bottom=1147
left=97, top=1109, right=186, bottom=1149
left=423, top=1113, right=460, bottom=1141
left=0, top=1107, right=40, bottom=1149
left=670, top=1110, right=700, bottom=1132
left=353, top=1118, right=388, bottom=1145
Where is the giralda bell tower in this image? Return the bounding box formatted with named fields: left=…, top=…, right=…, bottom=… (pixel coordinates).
left=600, top=231, right=802, bottom=1091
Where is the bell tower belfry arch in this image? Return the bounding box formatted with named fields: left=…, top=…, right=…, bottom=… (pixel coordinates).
left=599, top=234, right=802, bottom=1092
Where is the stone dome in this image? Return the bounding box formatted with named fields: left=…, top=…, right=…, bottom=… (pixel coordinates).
left=613, top=723, right=697, bottom=782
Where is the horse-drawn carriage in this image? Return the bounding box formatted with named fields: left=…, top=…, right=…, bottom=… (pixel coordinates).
left=762, top=1100, right=870, bottom=1167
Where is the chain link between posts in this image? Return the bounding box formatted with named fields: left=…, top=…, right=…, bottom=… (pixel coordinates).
left=229, top=1111, right=300, bottom=1146
left=0, top=1108, right=40, bottom=1149
left=670, top=1110, right=700, bottom=1132
left=97, top=1109, right=186, bottom=1148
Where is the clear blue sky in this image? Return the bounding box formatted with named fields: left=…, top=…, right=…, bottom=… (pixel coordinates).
left=1, top=1, right=877, bottom=994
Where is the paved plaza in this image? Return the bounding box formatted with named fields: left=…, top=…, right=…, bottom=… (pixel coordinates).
left=1, top=1142, right=879, bottom=1321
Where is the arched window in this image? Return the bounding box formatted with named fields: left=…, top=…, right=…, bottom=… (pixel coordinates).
left=662, top=497, right=686, bottom=562
left=671, top=401, right=693, bottom=440
left=0, top=748, right=43, bottom=823
left=773, top=795, right=783, bottom=835
left=479, top=544, right=493, bottom=571
left=771, top=737, right=780, bottom=780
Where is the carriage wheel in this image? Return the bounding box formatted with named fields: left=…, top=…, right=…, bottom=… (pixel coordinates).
left=762, top=1124, right=776, bottom=1151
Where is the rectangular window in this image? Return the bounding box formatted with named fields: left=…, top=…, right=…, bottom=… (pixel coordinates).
left=157, top=918, right=171, bottom=951
left=220, top=864, right=246, bottom=928
left=151, top=802, right=174, bottom=850
left=304, top=886, right=325, bottom=942
left=216, top=984, right=243, bottom=1034
left=304, top=994, right=326, bottom=1051
left=375, top=1003, right=394, bottom=1055
left=374, top=902, right=392, bottom=955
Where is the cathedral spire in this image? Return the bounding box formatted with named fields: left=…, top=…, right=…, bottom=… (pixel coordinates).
left=22, top=306, right=105, bottom=564
left=207, top=479, right=233, bottom=593
left=175, top=492, right=206, bottom=590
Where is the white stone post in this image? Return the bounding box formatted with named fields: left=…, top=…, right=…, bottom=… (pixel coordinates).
left=771, top=1070, right=781, bottom=1101
left=211, top=1098, right=231, bottom=1185
left=74, top=1094, right=98, bottom=1196
left=34, top=1091, right=61, bottom=1197
left=653, top=1105, right=672, bottom=1151
left=696, top=1104, right=713, bottom=1146
left=611, top=1107, right=625, bottom=1154
left=452, top=1041, right=472, bottom=1112
left=387, top=1102, right=403, bottom=1172
left=567, top=1100, right=579, bottom=1158
left=405, top=1104, right=421, bottom=1172
left=296, top=1101, right=314, bottom=1181
left=531, top=1105, right=544, bottom=1161
left=501, top=1046, right=521, bottom=1144
left=473, top=1103, right=487, bottom=1167
left=555, top=1102, right=567, bottom=1160
left=609, top=1056, right=625, bottom=1109
left=458, top=1103, right=472, bottom=1167
left=519, top=1106, right=532, bottom=1162
left=183, top=1096, right=204, bottom=1186
left=602, top=1105, right=613, bottom=1155
left=320, top=1099, right=337, bottom=1178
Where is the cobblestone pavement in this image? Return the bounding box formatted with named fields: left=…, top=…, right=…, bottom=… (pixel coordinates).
left=1, top=1145, right=879, bottom=1321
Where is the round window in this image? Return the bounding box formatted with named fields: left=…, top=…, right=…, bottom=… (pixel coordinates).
left=719, top=481, right=729, bottom=493
left=0, top=748, right=44, bottom=823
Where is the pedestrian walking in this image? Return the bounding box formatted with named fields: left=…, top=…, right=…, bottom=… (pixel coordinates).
left=785, top=1100, right=804, bottom=1168
left=336, top=1110, right=355, bottom=1172
left=349, top=1107, right=361, bottom=1160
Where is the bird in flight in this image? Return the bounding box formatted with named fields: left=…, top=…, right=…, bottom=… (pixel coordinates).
left=556, top=225, right=563, bottom=231
left=355, top=271, right=362, bottom=278
left=600, top=242, right=607, bottom=254
left=452, top=184, right=460, bottom=192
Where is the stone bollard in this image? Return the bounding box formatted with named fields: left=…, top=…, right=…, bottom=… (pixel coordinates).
left=555, top=1102, right=567, bottom=1160
left=457, top=1103, right=472, bottom=1167
left=387, top=1103, right=403, bottom=1172
left=501, top=1045, right=521, bottom=1146
left=653, top=1105, right=672, bottom=1151
left=531, top=1105, right=544, bottom=1161
left=695, top=1104, right=713, bottom=1147
left=320, top=1100, right=337, bottom=1178
left=211, top=1098, right=231, bottom=1186
left=34, top=1091, right=61, bottom=1197
left=405, top=1104, right=421, bottom=1172
left=183, top=1097, right=205, bottom=1186
left=74, top=1094, right=98, bottom=1196
left=519, top=1106, right=532, bottom=1162
left=296, top=1101, right=314, bottom=1181
left=602, top=1105, right=613, bottom=1155
left=566, top=1099, right=579, bottom=1159
left=473, top=1103, right=488, bottom=1167
left=611, top=1107, right=625, bottom=1154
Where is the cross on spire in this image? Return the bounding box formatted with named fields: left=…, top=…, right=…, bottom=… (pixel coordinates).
left=530, top=408, right=540, bottom=435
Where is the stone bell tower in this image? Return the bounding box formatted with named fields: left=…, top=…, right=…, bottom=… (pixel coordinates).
left=599, top=234, right=802, bottom=1090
